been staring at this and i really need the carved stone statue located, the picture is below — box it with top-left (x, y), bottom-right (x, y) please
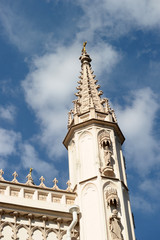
top-left (99, 130), bottom-right (115, 177)
top-left (109, 209), bottom-right (123, 240)
top-left (104, 148), bottom-right (112, 166)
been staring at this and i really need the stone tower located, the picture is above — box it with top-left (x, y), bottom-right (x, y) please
top-left (64, 43), bottom-right (136, 240)
top-left (0, 44), bottom-right (136, 240)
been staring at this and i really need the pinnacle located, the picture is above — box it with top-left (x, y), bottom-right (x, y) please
top-left (77, 43), bottom-right (105, 114)
top-left (67, 43), bottom-right (117, 128)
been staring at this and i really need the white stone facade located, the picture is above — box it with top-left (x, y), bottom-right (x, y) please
top-left (64, 122), bottom-right (135, 240)
top-left (0, 179), bottom-right (78, 240)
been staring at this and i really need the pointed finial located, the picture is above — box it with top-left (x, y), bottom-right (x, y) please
top-left (26, 168), bottom-right (34, 185)
top-left (66, 180), bottom-right (72, 192)
top-left (82, 41), bottom-right (87, 53)
top-left (98, 90), bottom-right (103, 96)
top-left (12, 171), bottom-right (18, 183)
top-left (90, 97), bottom-right (94, 108)
top-left (0, 169), bottom-right (4, 181)
top-left (111, 109), bottom-right (117, 122)
top-left (68, 110), bottom-right (73, 128)
top-left (39, 176), bottom-right (46, 188)
top-left (104, 98), bottom-right (111, 113)
top-left (72, 100), bottom-right (78, 114)
top-left (52, 178), bottom-right (59, 190)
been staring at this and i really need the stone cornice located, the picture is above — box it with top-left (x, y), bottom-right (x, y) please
top-left (63, 118), bottom-right (125, 148)
top-left (0, 202), bottom-right (73, 220)
top-left (0, 180), bottom-right (76, 195)
top-left (71, 174), bottom-right (128, 192)
top-left (79, 176), bottom-right (97, 184)
top-left (101, 176), bottom-right (129, 191)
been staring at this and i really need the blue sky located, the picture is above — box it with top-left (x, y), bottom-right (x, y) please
top-left (0, 0), bottom-right (160, 239)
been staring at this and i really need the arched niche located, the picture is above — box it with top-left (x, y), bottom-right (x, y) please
top-left (97, 129), bottom-right (114, 172)
top-left (62, 234), bottom-right (66, 240)
top-left (1, 224), bottom-right (13, 240)
top-left (17, 226), bottom-right (28, 240)
top-left (79, 131), bottom-right (95, 180)
top-left (32, 228), bottom-right (43, 240)
top-left (47, 230), bottom-right (57, 240)
top-left (103, 181), bottom-right (119, 212)
top-left (81, 183), bottom-right (103, 239)
top-left (103, 180), bottom-right (117, 191)
top-left (97, 129), bottom-right (111, 148)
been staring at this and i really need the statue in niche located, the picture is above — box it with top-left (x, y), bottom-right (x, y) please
top-left (103, 141), bottom-right (112, 167)
top-left (109, 209), bottom-right (123, 240)
top-left (99, 131), bottom-right (115, 177)
top-left (99, 131), bottom-right (112, 166)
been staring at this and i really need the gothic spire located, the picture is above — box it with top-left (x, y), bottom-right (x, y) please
top-left (68, 43), bottom-right (117, 128)
top-left (75, 42), bottom-right (105, 114)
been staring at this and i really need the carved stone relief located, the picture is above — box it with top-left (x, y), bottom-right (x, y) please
top-left (24, 191), bottom-right (34, 199)
top-left (38, 193), bottom-right (47, 201)
top-left (106, 188), bottom-right (119, 208)
top-left (10, 189), bottom-right (19, 197)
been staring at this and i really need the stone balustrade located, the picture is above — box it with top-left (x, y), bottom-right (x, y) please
top-left (0, 169), bottom-right (76, 210)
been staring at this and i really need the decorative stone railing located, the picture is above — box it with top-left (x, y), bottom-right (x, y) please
top-left (0, 169), bottom-right (76, 208)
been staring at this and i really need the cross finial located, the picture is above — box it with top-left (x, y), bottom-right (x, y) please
top-left (0, 169), bottom-right (4, 181)
top-left (39, 176), bottom-right (46, 188)
top-left (29, 168), bottom-right (33, 175)
top-left (66, 180), bottom-right (72, 192)
top-left (82, 41), bottom-right (87, 53)
top-left (12, 171), bottom-right (18, 183)
top-left (52, 178), bottom-right (59, 190)
top-left (26, 168), bottom-right (34, 185)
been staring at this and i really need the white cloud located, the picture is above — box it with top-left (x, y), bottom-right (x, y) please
top-left (0, 158), bottom-right (7, 169)
top-left (22, 41), bottom-right (120, 157)
top-left (22, 43), bottom-right (80, 157)
top-left (115, 87), bottom-right (160, 174)
top-left (131, 194), bottom-right (153, 213)
top-left (0, 128), bottom-right (20, 157)
top-left (139, 179), bottom-right (160, 198)
top-left (76, 0), bottom-right (160, 38)
top-left (0, 126), bottom-right (58, 184)
top-left (1, 0), bottom-right (160, 55)
top-left (89, 41), bottom-right (120, 76)
top-left (104, 0), bottom-right (160, 27)
top-left (20, 143), bottom-right (58, 182)
top-left (0, 2), bottom-right (51, 53)
top-left (0, 105), bottom-right (16, 122)
top-left (131, 178), bottom-right (160, 212)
